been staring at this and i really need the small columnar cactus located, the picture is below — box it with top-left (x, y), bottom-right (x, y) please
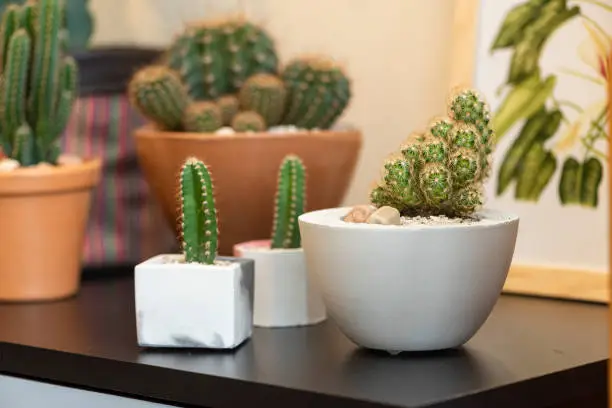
top-left (0, 0), bottom-right (78, 166)
top-left (166, 17), bottom-right (279, 101)
top-left (281, 56), bottom-right (351, 130)
top-left (179, 157), bottom-right (219, 264)
top-left (216, 94), bottom-right (239, 126)
top-left (239, 73), bottom-right (286, 127)
top-left (231, 111), bottom-right (266, 132)
top-left (128, 65), bottom-right (190, 131)
top-left (271, 155), bottom-right (306, 249)
top-left (184, 101), bottom-right (222, 132)
top-left (370, 88), bottom-right (494, 218)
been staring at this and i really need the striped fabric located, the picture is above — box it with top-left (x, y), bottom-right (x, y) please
top-left (60, 94), bottom-right (177, 267)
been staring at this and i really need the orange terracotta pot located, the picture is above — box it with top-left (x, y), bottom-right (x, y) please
top-left (134, 126), bottom-right (363, 255)
top-left (0, 159), bottom-right (102, 302)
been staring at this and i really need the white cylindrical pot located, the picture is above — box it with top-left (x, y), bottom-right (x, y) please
top-left (298, 207), bottom-right (519, 353)
top-left (234, 240), bottom-right (327, 328)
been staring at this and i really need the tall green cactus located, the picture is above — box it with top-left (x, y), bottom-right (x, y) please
top-left (0, 0), bottom-right (79, 166)
top-left (271, 155), bottom-right (306, 249)
top-left (370, 88), bottom-right (494, 218)
top-left (166, 16), bottom-right (279, 101)
top-left (179, 157), bottom-right (218, 264)
top-left (281, 56), bottom-right (351, 130)
top-left (239, 73), bottom-right (286, 127)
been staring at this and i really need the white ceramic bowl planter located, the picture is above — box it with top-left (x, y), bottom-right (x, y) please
top-left (299, 88), bottom-right (520, 353)
top-left (135, 158), bottom-right (254, 349)
top-left (233, 155), bottom-right (326, 328)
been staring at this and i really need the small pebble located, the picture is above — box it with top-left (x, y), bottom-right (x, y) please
top-left (58, 154), bottom-right (83, 166)
top-left (343, 204), bottom-right (376, 223)
top-left (0, 158), bottom-right (19, 172)
top-left (367, 206), bottom-right (401, 225)
top-left (215, 126), bottom-right (235, 135)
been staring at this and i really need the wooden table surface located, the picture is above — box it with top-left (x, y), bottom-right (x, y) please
top-left (0, 274), bottom-right (608, 408)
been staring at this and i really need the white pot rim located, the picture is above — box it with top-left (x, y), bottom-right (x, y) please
top-left (299, 207), bottom-right (519, 231)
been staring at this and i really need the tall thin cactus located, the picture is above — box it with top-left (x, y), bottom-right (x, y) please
top-left (271, 155), bottom-right (306, 249)
top-left (0, 0), bottom-right (78, 166)
top-left (179, 157), bottom-right (219, 264)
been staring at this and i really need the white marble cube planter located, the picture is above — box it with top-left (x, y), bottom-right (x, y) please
top-left (233, 239), bottom-right (326, 328)
top-left (134, 254), bottom-right (254, 349)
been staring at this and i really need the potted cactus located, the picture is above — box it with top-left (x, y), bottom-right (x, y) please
top-left (0, 0), bottom-right (102, 302)
top-left (233, 155), bottom-right (326, 328)
top-left (298, 88), bottom-right (520, 353)
top-left (128, 15), bottom-right (362, 255)
top-left (134, 157), bottom-right (254, 349)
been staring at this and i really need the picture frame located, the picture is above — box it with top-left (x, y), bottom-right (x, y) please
top-left (450, 0), bottom-right (610, 303)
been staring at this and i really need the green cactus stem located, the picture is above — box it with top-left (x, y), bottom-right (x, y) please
top-left (184, 101), bottom-right (222, 133)
top-left (0, 0), bottom-right (79, 166)
top-left (281, 56), bottom-right (351, 129)
top-left (128, 65), bottom-right (190, 131)
top-left (166, 16), bottom-right (279, 101)
top-left (239, 73), bottom-right (286, 127)
top-left (370, 87), bottom-right (494, 218)
top-left (271, 155), bottom-right (306, 249)
top-left (231, 110), bottom-right (266, 132)
top-left (179, 157), bottom-right (218, 264)
top-left (216, 94), bottom-right (239, 126)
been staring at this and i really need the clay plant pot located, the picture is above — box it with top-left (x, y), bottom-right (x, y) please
top-left (134, 126), bottom-right (362, 255)
top-left (0, 159), bottom-right (102, 302)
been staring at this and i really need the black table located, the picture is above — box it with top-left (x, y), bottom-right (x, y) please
top-left (0, 275), bottom-right (608, 408)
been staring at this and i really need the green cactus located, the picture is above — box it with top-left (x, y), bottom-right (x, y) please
top-left (128, 65), bottom-right (190, 131)
top-left (166, 16), bottom-right (279, 101)
top-left (179, 157), bottom-right (219, 264)
top-left (216, 94), bottom-right (239, 126)
top-left (0, 0), bottom-right (78, 166)
top-left (184, 101), bottom-right (222, 132)
top-left (271, 155), bottom-right (306, 249)
top-left (370, 88), bottom-right (494, 218)
top-left (281, 56), bottom-right (351, 129)
top-left (231, 110), bottom-right (266, 132)
top-left (239, 73), bottom-right (286, 127)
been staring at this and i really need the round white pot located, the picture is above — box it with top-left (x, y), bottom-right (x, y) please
top-left (233, 239), bottom-right (327, 328)
top-left (298, 207), bottom-right (519, 353)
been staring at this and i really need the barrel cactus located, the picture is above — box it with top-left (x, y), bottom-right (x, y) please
top-left (370, 88), bottom-right (494, 218)
top-left (281, 56), bottom-right (351, 130)
top-left (231, 111), bottom-right (266, 132)
top-left (166, 17), bottom-right (279, 101)
top-left (184, 101), bottom-right (222, 132)
top-left (0, 0), bottom-right (78, 166)
top-left (179, 157), bottom-right (219, 264)
top-left (216, 94), bottom-right (239, 126)
top-left (271, 155), bottom-right (306, 249)
top-left (239, 73), bottom-right (286, 127)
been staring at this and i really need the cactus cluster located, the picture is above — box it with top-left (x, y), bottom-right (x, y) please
top-left (271, 155), bottom-right (306, 249)
top-left (128, 17), bottom-right (352, 134)
top-left (178, 157), bottom-right (219, 264)
top-left (0, 0), bottom-right (78, 166)
top-left (370, 88), bottom-right (494, 218)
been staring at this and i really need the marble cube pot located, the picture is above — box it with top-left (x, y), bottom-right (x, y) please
top-left (233, 239), bottom-right (326, 328)
top-left (134, 254), bottom-right (254, 349)
top-left (298, 207), bottom-right (519, 353)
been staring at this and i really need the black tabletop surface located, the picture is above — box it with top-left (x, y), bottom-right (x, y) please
top-left (0, 275), bottom-right (607, 408)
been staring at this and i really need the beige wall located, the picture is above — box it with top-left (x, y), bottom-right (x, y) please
top-left (91, 0), bottom-right (456, 205)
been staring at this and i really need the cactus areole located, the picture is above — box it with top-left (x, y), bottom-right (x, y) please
top-left (0, 0), bottom-right (79, 166)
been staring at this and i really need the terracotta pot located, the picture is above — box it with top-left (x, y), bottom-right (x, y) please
top-left (0, 159), bottom-right (102, 302)
top-left (134, 126), bottom-right (362, 255)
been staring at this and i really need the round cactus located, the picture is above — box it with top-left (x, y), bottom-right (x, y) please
top-left (281, 56), bottom-right (351, 130)
top-left (231, 110), bottom-right (266, 132)
top-left (370, 87), bottom-right (494, 218)
top-left (216, 94), bottom-right (239, 126)
top-left (239, 73), bottom-right (287, 127)
top-left (184, 101), bottom-right (222, 133)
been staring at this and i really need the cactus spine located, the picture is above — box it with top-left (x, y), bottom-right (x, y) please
top-left (271, 155), bottom-right (305, 249)
top-left (0, 0), bottom-right (78, 166)
top-left (239, 73), bottom-right (286, 127)
top-left (281, 56), bottom-right (351, 130)
top-left (179, 157), bottom-right (219, 264)
top-left (128, 65), bottom-right (190, 131)
top-left (231, 111), bottom-right (266, 132)
top-left (216, 94), bottom-right (239, 126)
top-left (184, 101), bottom-right (222, 132)
top-left (370, 88), bottom-right (494, 218)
